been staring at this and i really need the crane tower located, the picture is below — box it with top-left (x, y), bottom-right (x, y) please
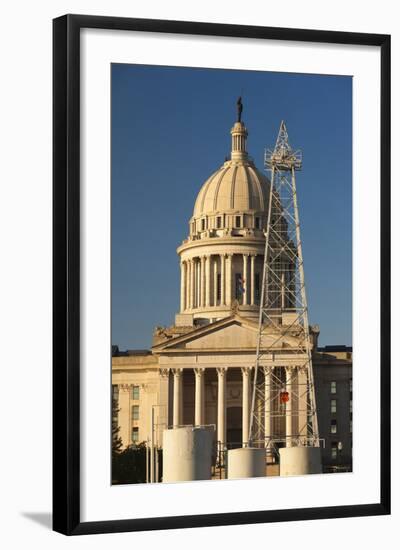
top-left (248, 121), bottom-right (320, 459)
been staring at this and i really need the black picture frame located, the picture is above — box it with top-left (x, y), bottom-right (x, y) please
top-left (53, 14), bottom-right (391, 536)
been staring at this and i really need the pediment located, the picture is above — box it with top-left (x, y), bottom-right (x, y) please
top-left (152, 315), bottom-right (302, 353)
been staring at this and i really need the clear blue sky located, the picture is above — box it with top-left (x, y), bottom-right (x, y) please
top-left (111, 64), bottom-right (352, 350)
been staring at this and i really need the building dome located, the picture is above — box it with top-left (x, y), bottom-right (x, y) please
top-left (190, 121), bottom-right (270, 234)
top-left (176, 102), bottom-right (273, 324)
top-left (193, 160), bottom-right (269, 218)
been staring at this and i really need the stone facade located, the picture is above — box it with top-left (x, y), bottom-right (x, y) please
top-left (314, 346), bottom-right (352, 471)
top-left (112, 339), bottom-right (352, 471)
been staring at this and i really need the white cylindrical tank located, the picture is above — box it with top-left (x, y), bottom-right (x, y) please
top-left (279, 446), bottom-right (322, 476)
top-left (162, 426), bottom-right (214, 483)
top-left (227, 448), bottom-right (265, 479)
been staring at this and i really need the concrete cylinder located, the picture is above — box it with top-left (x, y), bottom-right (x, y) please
top-left (279, 446), bottom-right (322, 476)
top-left (162, 426), bottom-right (214, 483)
top-left (227, 448), bottom-right (265, 479)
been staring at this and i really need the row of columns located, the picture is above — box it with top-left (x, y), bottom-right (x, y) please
top-left (264, 366), bottom-right (308, 448)
top-left (171, 367), bottom-right (251, 447)
top-left (169, 366), bottom-right (308, 449)
top-left (180, 254), bottom-right (259, 311)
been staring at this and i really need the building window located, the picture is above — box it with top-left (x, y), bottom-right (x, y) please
top-left (331, 441), bottom-right (342, 460)
top-left (216, 216), bottom-right (221, 229)
top-left (201, 218), bottom-right (206, 231)
top-left (330, 381), bottom-right (337, 394)
top-left (330, 419), bottom-right (337, 434)
top-left (131, 427), bottom-right (139, 443)
top-left (131, 385), bottom-right (139, 400)
top-left (131, 405), bottom-right (139, 420)
top-left (235, 215), bottom-right (241, 228)
top-left (330, 399), bottom-right (337, 414)
top-left (112, 384), bottom-right (119, 402)
top-left (255, 217), bottom-right (261, 229)
top-left (255, 273), bottom-right (260, 303)
top-left (235, 273), bottom-right (243, 300)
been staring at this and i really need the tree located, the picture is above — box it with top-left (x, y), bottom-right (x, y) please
top-left (111, 396), bottom-right (148, 484)
top-left (112, 397), bottom-right (123, 459)
top-left (112, 443), bottom-right (147, 484)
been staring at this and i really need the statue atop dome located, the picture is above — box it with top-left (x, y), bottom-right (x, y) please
top-left (236, 96), bottom-right (243, 123)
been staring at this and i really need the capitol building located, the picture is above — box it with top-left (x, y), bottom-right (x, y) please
top-left (112, 106), bottom-right (352, 476)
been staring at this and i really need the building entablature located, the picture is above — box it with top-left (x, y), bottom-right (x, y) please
top-left (112, 355), bottom-right (158, 367)
top-left (177, 236), bottom-right (266, 256)
top-left (112, 366), bottom-right (160, 376)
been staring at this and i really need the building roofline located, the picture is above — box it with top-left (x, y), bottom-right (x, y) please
top-left (317, 345), bottom-right (352, 352)
top-left (112, 345), bottom-right (152, 357)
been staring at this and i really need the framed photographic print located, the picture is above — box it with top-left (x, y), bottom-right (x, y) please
top-left (53, 14), bottom-right (390, 535)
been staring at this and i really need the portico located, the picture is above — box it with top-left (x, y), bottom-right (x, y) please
top-left (153, 314), bottom-right (310, 450)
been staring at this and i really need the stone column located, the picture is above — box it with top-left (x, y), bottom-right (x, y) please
top-left (220, 254), bottom-right (226, 306)
top-left (193, 259), bottom-right (197, 309)
top-left (285, 367), bottom-right (293, 447)
top-left (190, 258), bottom-right (196, 309)
top-left (158, 369), bottom-right (170, 443)
top-left (226, 254), bottom-right (233, 307)
top-left (243, 254), bottom-right (248, 306)
top-left (264, 367), bottom-right (272, 448)
top-left (200, 256), bottom-right (205, 307)
top-left (213, 258), bottom-right (218, 306)
top-left (196, 258), bottom-right (200, 307)
top-left (195, 258), bottom-right (199, 308)
top-left (205, 255), bottom-right (211, 308)
top-left (241, 367), bottom-right (251, 447)
top-left (117, 384), bottom-right (131, 448)
top-left (180, 261), bottom-right (186, 312)
top-left (298, 366), bottom-right (308, 441)
top-left (190, 259), bottom-right (195, 309)
top-left (172, 368), bottom-right (183, 428)
top-left (250, 255), bottom-right (256, 306)
top-left (194, 368), bottom-right (205, 426)
top-left (281, 261), bottom-right (286, 309)
top-left (197, 259), bottom-right (201, 308)
top-left (186, 260), bottom-right (190, 310)
top-left (288, 262), bottom-right (296, 308)
top-left (217, 367), bottom-right (227, 449)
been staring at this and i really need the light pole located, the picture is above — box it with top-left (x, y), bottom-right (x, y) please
top-left (150, 407), bottom-right (155, 483)
top-left (149, 404), bottom-right (166, 483)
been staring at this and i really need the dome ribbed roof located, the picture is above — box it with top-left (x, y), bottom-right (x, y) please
top-left (192, 119), bottom-right (270, 219)
top-left (193, 160), bottom-right (270, 217)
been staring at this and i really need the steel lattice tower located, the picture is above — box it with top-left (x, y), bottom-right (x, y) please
top-left (248, 121), bottom-right (320, 454)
